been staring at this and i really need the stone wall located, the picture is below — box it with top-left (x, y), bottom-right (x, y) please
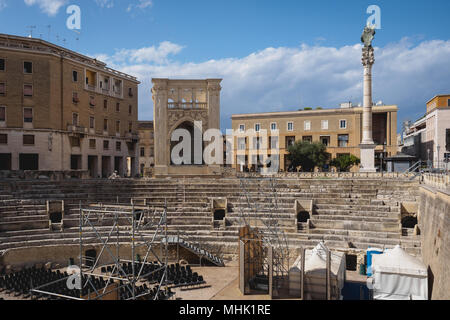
top-left (418, 186), bottom-right (450, 300)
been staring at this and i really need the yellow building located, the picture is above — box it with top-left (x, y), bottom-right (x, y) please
top-left (0, 34), bottom-right (140, 177)
top-left (231, 103), bottom-right (398, 172)
top-left (138, 121), bottom-right (155, 176)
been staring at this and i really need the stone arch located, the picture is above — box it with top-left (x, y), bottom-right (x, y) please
top-left (169, 119), bottom-right (204, 165)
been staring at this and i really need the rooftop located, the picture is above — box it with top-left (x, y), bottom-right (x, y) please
top-left (0, 33), bottom-right (139, 83)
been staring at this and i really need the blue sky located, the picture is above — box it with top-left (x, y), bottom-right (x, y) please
top-left (1, 0), bottom-right (450, 131)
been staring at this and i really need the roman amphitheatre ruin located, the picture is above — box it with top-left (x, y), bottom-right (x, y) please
top-left (0, 171), bottom-right (448, 300)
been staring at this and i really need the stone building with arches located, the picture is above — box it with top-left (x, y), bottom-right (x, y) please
top-left (152, 78), bottom-right (222, 177)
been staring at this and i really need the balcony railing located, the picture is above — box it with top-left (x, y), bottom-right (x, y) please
top-left (67, 124), bottom-right (88, 134)
top-left (168, 102), bottom-right (207, 109)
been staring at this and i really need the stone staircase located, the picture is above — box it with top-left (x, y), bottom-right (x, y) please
top-left (0, 178), bottom-right (422, 258)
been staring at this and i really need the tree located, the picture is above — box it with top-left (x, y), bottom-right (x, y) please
top-left (286, 141), bottom-right (330, 172)
top-left (331, 154), bottom-right (361, 172)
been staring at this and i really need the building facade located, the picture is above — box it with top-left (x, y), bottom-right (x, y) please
top-left (401, 95), bottom-right (450, 168)
top-left (138, 121), bottom-right (155, 176)
top-left (231, 103), bottom-right (398, 172)
top-left (0, 34), bottom-right (140, 177)
top-left (152, 78), bottom-right (222, 177)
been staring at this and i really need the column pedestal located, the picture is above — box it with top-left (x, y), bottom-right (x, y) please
top-left (359, 144), bottom-right (376, 173)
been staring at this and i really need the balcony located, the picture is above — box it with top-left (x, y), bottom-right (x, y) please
top-left (168, 102), bottom-right (207, 109)
top-left (126, 132), bottom-right (140, 142)
top-left (67, 124), bottom-right (88, 135)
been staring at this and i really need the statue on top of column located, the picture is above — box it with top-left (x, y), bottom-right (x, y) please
top-left (361, 26), bottom-right (376, 48)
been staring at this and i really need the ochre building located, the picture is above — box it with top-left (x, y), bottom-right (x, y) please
top-left (0, 34), bottom-right (140, 177)
top-left (231, 103), bottom-right (398, 172)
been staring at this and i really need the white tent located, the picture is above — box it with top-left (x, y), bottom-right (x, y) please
top-left (289, 242), bottom-right (346, 300)
top-left (371, 245), bottom-right (428, 300)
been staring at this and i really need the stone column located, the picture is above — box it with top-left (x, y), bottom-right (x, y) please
top-left (152, 79), bottom-right (169, 176)
top-left (359, 46), bottom-right (377, 173)
top-left (206, 79), bottom-right (222, 130)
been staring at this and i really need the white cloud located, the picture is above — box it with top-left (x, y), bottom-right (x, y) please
top-left (97, 41), bottom-right (184, 65)
top-left (127, 0), bottom-right (152, 12)
top-left (23, 0), bottom-right (67, 16)
top-left (94, 39), bottom-right (450, 129)
top-left (95, 0), bottom-right (113, 8)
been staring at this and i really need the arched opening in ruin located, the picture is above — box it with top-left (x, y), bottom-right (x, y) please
top-left (85, 249), bottom-right (97, 268)
top-left (213, 209), bottom-right (226, 221)
top-left (346, 254), bottom-right (357, 271)
top-left (170, 121), bottom-right (202, 165)
top-left (297, 211), bottom-right (310, 223)
top-left (49, 212), bottom-right (62, 224)
top-left (402, 215), bottom-right (418, 229)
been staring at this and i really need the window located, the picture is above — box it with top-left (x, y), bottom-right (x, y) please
top-left (24, 108), bottom-right (33, 123)
top-left (104, 100), bottom-right (108, 110)
top-left (72, 92), bottom-right (79, 103)
top-left (286, 136), bottom-right (295, 147)
top-left (128, 122), bottom-right (133, 133)
top-left (0, 106), bottom-right (5, 122)
top-left (321, 136), bottom-right (330, 146)
top-left (303, 136), bottom-right (312, 143)
top-left (23, 135), bottom-right (35, 145)
top-left (271, 123), bottom-right (277, 131)
top-left (255, 123), bottom-right (261, 132)
top-left (116, 120), bottom-right (120, 133)
top-left (116, 103), bottom-right (120, 112)
top-left (128, 105), bottom-right (132, 115)
top-left (269, 136), bottom-right (279, 149)
top-left (89, 117), bottom-right (95, 129)
top-left (70, 137), bottom-right (80, 147)
top-left (0, 58), bottom-right (5, 71)
top-left (24, 61), bottom-right (33, 74)
top-left (116, 141), bottom-right (121, 151)
top-left (89, 96), bottom-right (96, 107)
top-left (340, 120), bottom-right (347, 129)
top-left (24, 84), bottom-right (33, 97)
top-left (448, 99), bottom-right (450, 107)
top-left (239, 124), bottom-right (245, 133)
top-left (103, 119), bottom-right (108, 131)
top-left (103, 140), bottom-right (110, 150)
top-left (128, 88), bottom-right (133, 97)
top-left (253, 137), bottom-right (262, 150)
top-left (238, 137), bottom-right (246, 150)
top-left (140, 147), bottom-right (145, 157)
top-left (72, 113), bottom-right (79, 126)
top-left (72, 71), bottom-right (78, 82)
top-left (89, 139), bottom-right (96, 149)
top-left (0, 134), bottom-right (7, 144)
top-left (287, 122), bottom-right (294, 131)
top-left (304, 121), bottom-right (311, 131)
top-left (0, 82), bottom-right (5, 95)
top-left (321, 120), bottom-right (328, 130)
top-left (338, 134), bottom-right (349, 147)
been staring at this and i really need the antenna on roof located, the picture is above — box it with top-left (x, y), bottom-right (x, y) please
top-left (56, 34), bottom-right (59, 44)
top-left (26, 26), bottom-right (36, 38)
top-left (63, 38), bottom-right (67, 47)
top-left (47, 25), bottom-right (51, 41)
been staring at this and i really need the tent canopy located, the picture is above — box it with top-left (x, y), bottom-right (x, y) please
top-left (372, 245), bottom-right (427, 277)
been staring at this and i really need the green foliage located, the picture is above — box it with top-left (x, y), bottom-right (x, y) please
top-left (316, 107), bottom-right (323, 110)
top-left (304, 107), bottom-right (313, 110)
top-left (330, 154), bottom-right (361, 172)
top-left (286, 141), bottom-right (330, 172)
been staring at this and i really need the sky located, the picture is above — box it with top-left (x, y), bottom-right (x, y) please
top-left (0, 0), bottom-right (450, 131)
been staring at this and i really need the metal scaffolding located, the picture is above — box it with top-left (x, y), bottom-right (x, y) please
top-left (31, 200), bottom-right (174, 300)
top-left (237, 177), bottom-right (291, 297)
